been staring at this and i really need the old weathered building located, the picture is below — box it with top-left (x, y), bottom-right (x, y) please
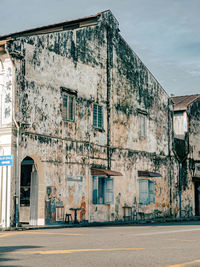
top-left (0, 10), bottom-right (193, 228)
top-left (171, 95), bottom-right (200, 217)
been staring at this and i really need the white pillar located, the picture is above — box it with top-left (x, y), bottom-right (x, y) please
top-left (0, 166), bottom-right (11, 229)
top-left (6, 166), bottom-right (11, 228)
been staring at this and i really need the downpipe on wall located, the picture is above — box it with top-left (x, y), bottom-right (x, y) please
top-left (106, 26), bottom-right (113, 170)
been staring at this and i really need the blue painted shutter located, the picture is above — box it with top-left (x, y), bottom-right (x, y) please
top-left (62, 95), bottom-right (68, 120)
top-left (93, 176), bottom-right (98, 204)
top-left (104, 178), bottom-right (114, 204)
top-left (69, 96), bottom-right (74, 121)
top-left (139, 180), bottom-right (149, 204)
top-left (149, 181), bottom-right (155, 203)
top-left (98, 105), bottom-right (103, 128)
top-left (93, 104), bottom-right (97, 127)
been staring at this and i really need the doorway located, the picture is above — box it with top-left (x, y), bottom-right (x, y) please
top-left (20, 156), bottom-right (38, 225)
top-left (195, 181), bottom-right (200, 216)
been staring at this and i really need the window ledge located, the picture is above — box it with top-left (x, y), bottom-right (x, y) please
top-left (93, 126), bottom-right (105, 133)
top-left (63, 119), bottom-right (75, 124)
top-left (139, 136), bottom-right (147, 141)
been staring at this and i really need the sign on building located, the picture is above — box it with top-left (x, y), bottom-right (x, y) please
top-left (0, 155), bottom-right (13, 166)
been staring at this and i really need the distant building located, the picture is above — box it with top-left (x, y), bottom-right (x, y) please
top-left (171, 94), bottom-right (200, 217)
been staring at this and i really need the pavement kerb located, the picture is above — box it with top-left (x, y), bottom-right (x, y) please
top-left (1, 216), bottom-right (200, 232)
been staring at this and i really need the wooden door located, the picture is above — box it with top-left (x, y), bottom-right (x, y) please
top-left (29, 170), bottom-right (38, 225)
top-left (195, 182), bottom-right (200, 216)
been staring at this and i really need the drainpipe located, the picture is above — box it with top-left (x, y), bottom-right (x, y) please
top-left (179, 162), bottom-right (182, 218)
top-left (168, 99), bottom-right (172, 216)
top-left (5, 43), bottom-right (20, 227)
top-left (106, 26), bottom-right (113, 170)
top-left (13, 120), bottom-right (20, 227)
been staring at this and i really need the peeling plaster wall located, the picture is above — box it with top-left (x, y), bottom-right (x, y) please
top-left (189, 99), bottom-right (200, 161)
top-left (172, 98), bottom-right (200, 217)
top-left (7, 19), bottom-right (109, 223)
top-left (6, 10), bottom-right (178, 224)
top-left (109, 30), bottom-right (173, 217)
top-left (180, 99), bottom-right (200, 215)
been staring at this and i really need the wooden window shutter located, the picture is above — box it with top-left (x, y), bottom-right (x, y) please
top-left (69, 96), bottom-right (74, 121)
top-left (93, 104), bottom-right (97, 127)
top-left (98, 105), bottom-right (103, 128)
top-left (104, 178), bottom-right (114, 204)
top-left (92, 176), bottom-right (98, 204)
top-left (149, 181), bottom-right (155, 203)
top-left (62, 94), bottom-right (68, 120)
top-left (139, 179), bottom-right (149, 204)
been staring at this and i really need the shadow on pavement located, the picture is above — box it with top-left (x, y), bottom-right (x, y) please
top-left (0, 245), bottom-right (42, 266)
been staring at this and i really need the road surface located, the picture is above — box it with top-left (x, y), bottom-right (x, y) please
top-left (1, 221), bottom-right (200, 266)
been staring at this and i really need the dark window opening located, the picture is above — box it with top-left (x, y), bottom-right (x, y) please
top-left (20, 157), bottom-right (34, 207)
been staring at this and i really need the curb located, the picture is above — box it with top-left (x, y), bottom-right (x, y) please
top-left (1, 216), bottom-right (200, 232)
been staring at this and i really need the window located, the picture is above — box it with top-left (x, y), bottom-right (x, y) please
top-left (92, 176), bottom-right (113, 204)
top-left (139, 179), bottom-right (155, 205)
top-left (139, 113), bottom-right (147, 137)
top-left (93, 104), bottom-right (103, 129)
top-left (62, 93), bottom-right (75, 121)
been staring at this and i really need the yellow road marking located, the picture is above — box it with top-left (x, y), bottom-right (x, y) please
top-left (0, 231), bottom-right (83, 239)
top-left (0, 232), bottom-right (26, 238)
top-left (10, 247), bottom-right (144, 255)
top-left (166, 259), bottom-right (200, 267)
top-left (27, 232), bottom-right (83, 236)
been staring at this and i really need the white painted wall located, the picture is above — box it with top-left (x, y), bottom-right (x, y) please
top-left (0, 54), bottom-right (13, 229)
top-left (173, 111), bottom-right (187, 137)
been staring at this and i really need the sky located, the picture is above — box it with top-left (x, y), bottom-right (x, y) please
top-left (1, 0), bottom-right (200, 96)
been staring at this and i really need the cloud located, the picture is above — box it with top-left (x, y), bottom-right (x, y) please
top-left (1, 0), bottom-right (200, 95)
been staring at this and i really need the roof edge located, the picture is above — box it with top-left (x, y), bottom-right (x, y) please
top-left (0, 11), bottom-right (103, 41)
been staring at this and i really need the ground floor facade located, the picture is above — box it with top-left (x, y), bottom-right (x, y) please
top-left (0, 131), bottom-right (199, 228)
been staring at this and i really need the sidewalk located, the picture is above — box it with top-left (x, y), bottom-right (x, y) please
top-left (1, 216), bottom-right (200, 231)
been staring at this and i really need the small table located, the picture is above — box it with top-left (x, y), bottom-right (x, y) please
top-left (69, 207), bottom-right (81, 224)
top-left (122, 206), bottom-right (132, 221)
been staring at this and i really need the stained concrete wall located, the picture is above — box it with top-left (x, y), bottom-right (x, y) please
top-left (2, 10), bottom-right (180, 224)
top-left (180, 99), bottom-right (200, 215)
top-left (171, 98), bottom-right (200, 217)
top-left (189, 99), bottom-right (200, 161)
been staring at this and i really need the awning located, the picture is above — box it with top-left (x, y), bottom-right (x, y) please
top-left (91, 168), bottom-right (123, 177)
top-left (138, 171), bottom-right (162, 178)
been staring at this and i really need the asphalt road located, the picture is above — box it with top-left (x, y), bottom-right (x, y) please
top-left (1, 221), bottom-right (200, 267)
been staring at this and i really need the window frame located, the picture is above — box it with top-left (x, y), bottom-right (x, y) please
top-left (92, 176), bottom-right (114, 205)
top-left (93, 103), bottom-right (103, 129)
top-left (138, 113), bottom-right (147, 137)
top-left (139, 179), bottom-right (155, 205)
top-left (62, 92), bottom-right (75, 122)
